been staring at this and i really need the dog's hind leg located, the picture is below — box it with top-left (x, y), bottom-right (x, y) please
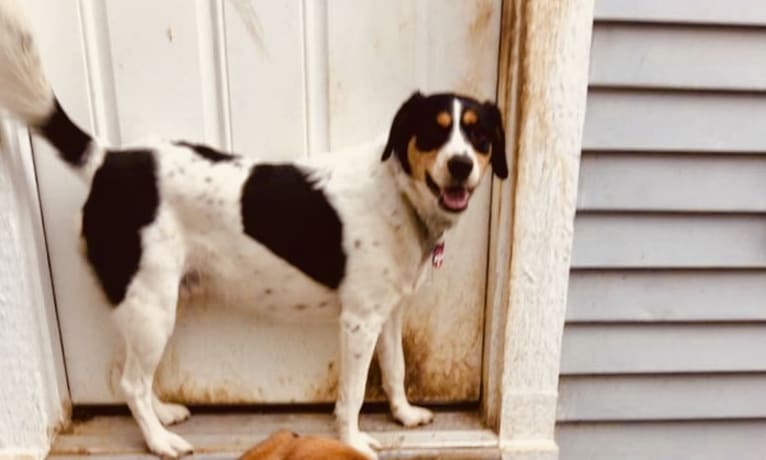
top-left (112, 242), bottom-right (192, 458)
top-left (375, 305), bottom-right (434, 427)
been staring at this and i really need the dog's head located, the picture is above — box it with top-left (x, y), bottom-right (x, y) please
top-left (382, 92), bottom-right (507, 215)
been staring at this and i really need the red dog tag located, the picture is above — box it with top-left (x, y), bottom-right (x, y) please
top-left (432, 242), bottom-right (445, 268)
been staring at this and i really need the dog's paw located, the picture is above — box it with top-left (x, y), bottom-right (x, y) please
top-left (392, 404), bottom-right (434, 427)
top-left (145, 428), bottom-right (194, 459)
top-left (154, 400), bottom-right (191, 426)
top-left (343, 431), bottom-right (380, 459)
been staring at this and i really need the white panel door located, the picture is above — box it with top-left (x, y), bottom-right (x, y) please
top-left (29, 0), bottom-right (501, 405)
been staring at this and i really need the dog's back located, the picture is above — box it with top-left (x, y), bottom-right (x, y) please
top-left (239, 430), bottom-right (369, 460)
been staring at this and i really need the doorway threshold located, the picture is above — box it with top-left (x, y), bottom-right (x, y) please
top-left (49, 409), bottom-right (499, 459)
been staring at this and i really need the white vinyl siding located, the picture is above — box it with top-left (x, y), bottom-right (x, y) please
top-left (556, 2), bottom-right (766, 458)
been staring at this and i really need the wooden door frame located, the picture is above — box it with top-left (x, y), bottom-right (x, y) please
top-left (482, 0), bottom-right (594, 458)
top-left (0, 121), bottom-right (70, 460)
top-left (0, 0), bottom-right (593, 458)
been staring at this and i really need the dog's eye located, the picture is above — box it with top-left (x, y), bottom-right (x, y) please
top-left (471, 133), bottom-right (491, 153)
top-left (416, 125), bottom-right (451, 151)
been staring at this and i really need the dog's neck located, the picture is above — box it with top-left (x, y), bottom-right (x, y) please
top-left (386, 160), bottom-right (457, 251)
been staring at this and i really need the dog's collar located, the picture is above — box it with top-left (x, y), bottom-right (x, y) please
top-left (386, 156), bottom-right (452, 260)
top-left (397, 187), bottom-right (449, 267)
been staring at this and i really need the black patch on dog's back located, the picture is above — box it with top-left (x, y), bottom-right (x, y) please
top-left (39, 99), bottom-right (92, 167)
top-left (82, 149), bottom-right (160, 305)
top-left (174, 140), bottom-right (237, 163)
top-left (241, 164), bottom-right (345, 289)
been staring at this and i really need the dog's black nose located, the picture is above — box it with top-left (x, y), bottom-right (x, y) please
top-left (447, 155), bottom-right (473, 180)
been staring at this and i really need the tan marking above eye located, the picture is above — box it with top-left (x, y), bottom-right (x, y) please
top-left (462, 109), bottom-right (478, 125)
top-left (436, 111), bottom-right (452, 127)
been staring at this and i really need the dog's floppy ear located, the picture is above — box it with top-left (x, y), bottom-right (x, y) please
top-left (484, 101), bottom-right (508, 179)
top-left (382, 91), bottom-right (424, 174)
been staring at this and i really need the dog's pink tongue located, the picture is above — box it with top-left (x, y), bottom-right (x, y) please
top-left (442, 188), bottom-right (469, 210)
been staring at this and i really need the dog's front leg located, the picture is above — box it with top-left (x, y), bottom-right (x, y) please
top-left (376, 304), bottom-right (434, 427)
top-left (335, 309), bottom-right (384, 459)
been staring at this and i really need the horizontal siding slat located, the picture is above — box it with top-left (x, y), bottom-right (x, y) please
top-left (577, 153), bottom-right (766, 212)
top-left (595, 0), bottom-right (766, 26)
top-left (591, 24), bottom-right (766, 91)
top-left (561, 324), bottom-right (766, 374)
top-left (567, 270), bottom-right (766, 322)
top-left (557, 421), bottom-right (766, 460)
top-left (564, 4), bottom-right (766, 452)
top-left (583, 90), bottom-right (766, 152)
top-left (590, 24), bottom-right (766, 91)
top-left (572, 214), bottom-right (766, 268)
top-left (557, 374), bottom-right (766, 421)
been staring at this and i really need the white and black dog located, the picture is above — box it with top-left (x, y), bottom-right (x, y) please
top-left (0, 1), bottom-right (507, 458)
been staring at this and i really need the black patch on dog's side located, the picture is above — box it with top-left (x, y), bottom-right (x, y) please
top-left (39, 99), bottom-right (92, 167)
top-left (174, 140), bottom-right (237, 163)
top-left (82, 149), bottom-right (160, 305)
top-left (241, 164), bottom-right (346, 289)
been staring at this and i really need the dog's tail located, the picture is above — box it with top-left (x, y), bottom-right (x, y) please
top-left (0, 0), bottom-right (103, 180)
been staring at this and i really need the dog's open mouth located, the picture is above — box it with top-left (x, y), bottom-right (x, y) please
top-left (426, 173), bottom-right (472, 213)
top-left (441, 186), bottom-right (471, 212)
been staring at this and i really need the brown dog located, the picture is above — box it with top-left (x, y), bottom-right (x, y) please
top-left (239, 431), bottom-right (370, 460)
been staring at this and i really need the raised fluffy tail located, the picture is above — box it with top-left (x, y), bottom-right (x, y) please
top-left (0, 0), bottom-right (101, 178)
